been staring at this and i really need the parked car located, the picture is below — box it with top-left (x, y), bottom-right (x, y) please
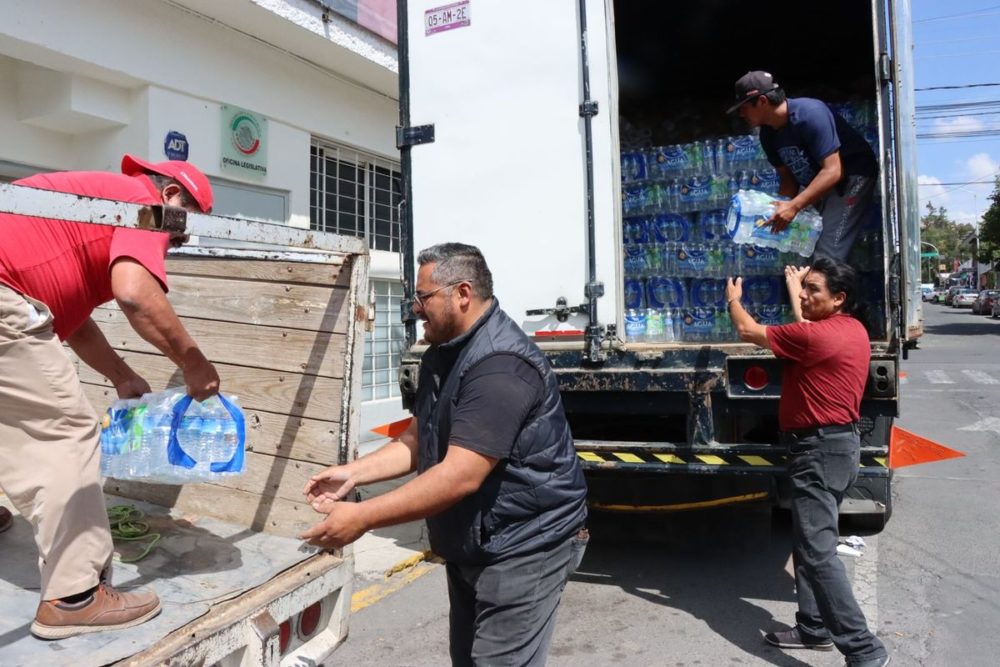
top-left (944, 286), bottom-right (962, 306)
top-left (953, 288), bottom-right (978, 308)
top-left (993, 299), bottom-right (1000, 319)
top-left (932, 288), bottom-right (948, 303)
top-left (972, 290), bottom-right (999, 315)
top-left (921, 284), bottom-right (934, 301)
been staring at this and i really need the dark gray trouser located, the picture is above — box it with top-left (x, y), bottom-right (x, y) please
top-left (813, 174), bottom-right (878, 262)
top-left (446, 529), bottom-right (589, 667)
top-left (786, 429), bottom-right (887, 664)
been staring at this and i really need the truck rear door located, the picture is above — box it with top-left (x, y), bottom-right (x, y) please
top-left (886, 0), bottom-right (922, 343)
top-left (398, 0), bottom-right (619, 334)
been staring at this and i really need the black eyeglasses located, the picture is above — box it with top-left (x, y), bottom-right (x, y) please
top-left (413, 280), bottom-right (469, 309)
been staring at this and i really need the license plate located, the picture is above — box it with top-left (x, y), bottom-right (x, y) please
top-left (425, 1), bottom-right (470, 35)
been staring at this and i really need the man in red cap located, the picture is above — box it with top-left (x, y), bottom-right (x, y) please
top-left (0, 155), bottom-right (221, 639)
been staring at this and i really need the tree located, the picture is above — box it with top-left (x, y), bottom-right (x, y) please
top-left (920, 202), bottom-right (973, 279)
top-left (979, 176), bottom-right (1000, 264)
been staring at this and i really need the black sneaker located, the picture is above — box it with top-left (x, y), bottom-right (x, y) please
top-left (851, 655), bottom-right (891, 667)
top-left (763, 627), bottom-right (834, 651)
top-left (0, 507), bottom-right (12, 534)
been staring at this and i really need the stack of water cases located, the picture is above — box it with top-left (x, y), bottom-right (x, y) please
top-left (833, 100), bottom-right (887, 338)
top-left (621, 133), bottom-right (793, 343)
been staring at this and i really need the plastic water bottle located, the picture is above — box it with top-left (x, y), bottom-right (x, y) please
top-left (624, 308), bottom-right (648, 343)
top-left (714, 138), bottom-right (727, 174)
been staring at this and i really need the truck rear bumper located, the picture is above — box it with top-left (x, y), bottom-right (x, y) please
top-left (575, 440), bottom-right (890, 478)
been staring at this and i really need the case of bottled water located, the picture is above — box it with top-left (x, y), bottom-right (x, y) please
top-left (727, 190), bottom-right (823, 256)
top-left (99, 388), bottom-right (246, 484)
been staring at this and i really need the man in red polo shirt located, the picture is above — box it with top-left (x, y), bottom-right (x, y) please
top-left (0, 155), bottom-right (221, 640)
top-left (725, 257), bottom-right (890, 667)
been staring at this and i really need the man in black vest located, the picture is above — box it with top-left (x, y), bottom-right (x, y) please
top-left (301, 242), bottom-right (589, 666)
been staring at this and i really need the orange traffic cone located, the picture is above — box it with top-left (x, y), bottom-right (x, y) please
top-left (890, 426), bottom-right (965, 469)
top-left (370, 417), bottom-right (414, 439)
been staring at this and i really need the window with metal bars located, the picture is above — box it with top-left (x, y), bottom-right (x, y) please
top-left (309, 141), bottom-right (402, 252)
top-left (362, 279), bottom-right (406, 401)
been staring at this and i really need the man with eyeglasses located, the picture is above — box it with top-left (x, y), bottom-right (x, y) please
top-left (302, 242), bottom-right (589, 666)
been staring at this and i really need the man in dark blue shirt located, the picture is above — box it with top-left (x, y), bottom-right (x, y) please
top-left (727, 71), bottom-right (878, 262)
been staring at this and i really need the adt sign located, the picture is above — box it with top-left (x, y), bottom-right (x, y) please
top-left (164, 131), bottom-right (189, 161)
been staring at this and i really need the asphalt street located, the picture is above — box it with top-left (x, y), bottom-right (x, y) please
top-left (334, 302), bottom-right (1000, 666)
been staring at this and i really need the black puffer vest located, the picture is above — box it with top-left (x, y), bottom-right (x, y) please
top-left (415, 300), bottom-right (588, 565)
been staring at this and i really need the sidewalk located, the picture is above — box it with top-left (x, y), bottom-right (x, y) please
top-left (352, 475), bottom-right (432, 581)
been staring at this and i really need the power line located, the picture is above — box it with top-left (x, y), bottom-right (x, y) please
top-left (914, 5), bottom-right (1000, 23)
top-left (915, 49), bottom-right (1000, 60)
top-left (917, 34), bottom-right (996, 46)
top-left (916, 82), bottom-right (1000, 91)
top-left (919, 180), bottom-right (999, 187)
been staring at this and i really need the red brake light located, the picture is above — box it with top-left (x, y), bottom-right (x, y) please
top-left (279, 620), bottom-right (292, 653)
top-left (743, 366), bottom-right (769, 391)
top-left (299, 601), bottom-right (323, 638)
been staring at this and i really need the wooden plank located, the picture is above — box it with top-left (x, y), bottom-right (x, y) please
top-left (104, 476), bottom-right (325, 538)
top-left (74, 353), bottom-right (343, 422)
top-left (80, 383), bottom-right (342, 465)
top-left (91, 308), bottom-right (347, 378)
top-left (165, 274), bottom-right (353, 333)
top-left (166, 256), bottom-right (349, 286)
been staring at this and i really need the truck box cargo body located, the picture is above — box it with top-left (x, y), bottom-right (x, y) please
top-left (0, 186), bottom-right (367, 666)
top-left (395, 0), bottom-right (921, 530)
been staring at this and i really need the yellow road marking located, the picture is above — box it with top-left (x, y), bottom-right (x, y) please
top-left (695, 454), bottom-right (728, 465)
top-left (351, 557), bottom-right (442, 613)
top-left (578, 452), bottom-right (605, 463)
top-left (613, 452), bottom-right (644, 463)
top-left (653, 453), bottom-right (685, 464)
top-left (873, 457), bottom-right (888, 467)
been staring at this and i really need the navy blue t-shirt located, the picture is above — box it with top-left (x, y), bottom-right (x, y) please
top-left (760, 97), bottom-right (877, 187)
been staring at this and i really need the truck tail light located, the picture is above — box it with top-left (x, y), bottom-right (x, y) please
top-left (743, 366), bottom-right (769, 391)
top-left (298, 601), bottom-right (323, 639)
top-left (279, 619), bottom-right (292, 654)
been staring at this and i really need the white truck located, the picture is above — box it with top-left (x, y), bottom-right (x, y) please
top-left (393, 0), bottom-right (922, 531)
top-left (0, 186), bottom-right (366, 666)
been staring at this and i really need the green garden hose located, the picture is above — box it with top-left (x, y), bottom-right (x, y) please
top-left (107, 505), bottom-right (161, 563)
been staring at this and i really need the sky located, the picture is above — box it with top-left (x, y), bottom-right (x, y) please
top-left (912, 1), bottom-right (1000, 228)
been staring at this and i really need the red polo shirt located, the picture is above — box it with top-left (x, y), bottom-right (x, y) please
top-left (766, 314), bottom-right (870, 431)
top-left (0, 171), bottom-right (171, 340)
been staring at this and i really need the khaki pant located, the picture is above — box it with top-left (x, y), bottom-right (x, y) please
top-left (0, 285), bottom-right (113, 600)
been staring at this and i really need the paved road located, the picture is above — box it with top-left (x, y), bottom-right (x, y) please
top-left (335, 303), bottom-right (1000, 666)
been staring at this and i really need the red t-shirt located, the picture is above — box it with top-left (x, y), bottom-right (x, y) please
top-left (766, 314), bottom-right (870, 431)
top-left (0, 171), bottom-right (171, 340)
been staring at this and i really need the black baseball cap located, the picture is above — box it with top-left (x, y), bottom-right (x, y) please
top-left (726, 70), bottom-right (781, 114)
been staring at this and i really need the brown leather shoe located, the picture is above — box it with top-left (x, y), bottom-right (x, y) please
top-left (31, 583), bottom-right (161, 639)
top-left (0, 506), bottom-right (12, 534)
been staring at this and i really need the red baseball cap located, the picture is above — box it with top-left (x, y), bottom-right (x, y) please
top-left (121, 154), bottom-right (214, 213)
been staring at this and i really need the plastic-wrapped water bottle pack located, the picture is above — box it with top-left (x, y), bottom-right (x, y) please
top-left (99, 388), bottom-right (246, 484)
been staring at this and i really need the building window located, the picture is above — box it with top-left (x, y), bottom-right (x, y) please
top-left (362, 279), bottom-right (406, 401)
top-left (310, 141), bottom-right (402, 252)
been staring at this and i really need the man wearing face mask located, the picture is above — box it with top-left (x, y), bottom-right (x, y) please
top-left (0, 155), bottom-right (220, 639)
